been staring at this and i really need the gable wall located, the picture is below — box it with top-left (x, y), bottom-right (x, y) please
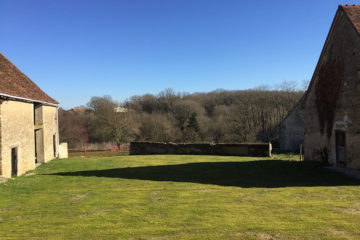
top-left (0, 100), bottom-right (35, 178)
top-left (304, 10), bottom-right (360, 169)
top-left (280, 100), bottom-right (305, 152)
top-left (42, 105), bottom-right (58, 162)
top-left (0, 100), bottom-right (58, 178)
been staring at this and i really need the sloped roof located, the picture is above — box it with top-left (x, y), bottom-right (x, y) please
top-left (342, 5), bottom-right (360, 35)
top-left (0, 52), bottom-right (58, 105)
top-left (302, 5), bottom-right (360, 107)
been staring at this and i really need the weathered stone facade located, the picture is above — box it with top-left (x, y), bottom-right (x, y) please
top-left (42, 105), bottom-right (58, 162)
top-left (280, 96), bottom-right (305, 152)
top-left (0, 101), bottom-right (59, 178)
top-left (59, 143), bottom-right (68, 159)
top-left (303, 5), bottom-right (360, 170)
top-left (0, 101), bottom-right (2, 175)
top-left (0, 101), bottom-right (36, 177)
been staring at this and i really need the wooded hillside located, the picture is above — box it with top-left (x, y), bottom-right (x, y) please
top-left (59, 86), bottom-right (304, 148)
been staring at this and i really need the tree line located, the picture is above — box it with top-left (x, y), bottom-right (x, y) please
top-left (59, 83), bottom-right (304, 148)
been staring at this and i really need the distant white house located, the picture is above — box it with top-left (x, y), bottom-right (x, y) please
top-left (114, 106), bottom-right (128, 113)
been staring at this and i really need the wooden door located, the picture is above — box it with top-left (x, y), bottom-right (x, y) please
top-left (335, 131), bottom-right (346, 166)
top-left (11, 147), bottom-right (18, 176)
top-left (53, 134), bottom-right (56, 158)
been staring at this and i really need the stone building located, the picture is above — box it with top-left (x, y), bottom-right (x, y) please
top-left (0, 52), bottom-right (59, 178)
top-left (280, 95), bottom-right (305, 152)
top-left (303, 5), bottom-right (360, 170)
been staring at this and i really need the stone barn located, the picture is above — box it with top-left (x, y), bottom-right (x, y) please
top-left (280, 95), bottom-right (305, 152)
top-left (303, 5), bottom-right (360, 170)
top-left (0, 52), bottom-right (59, 178)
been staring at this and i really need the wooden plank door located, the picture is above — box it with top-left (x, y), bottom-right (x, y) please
top-left (335, 131), bottom-right (346, 166)
top-left (11, 147), bottom-right (18, 176)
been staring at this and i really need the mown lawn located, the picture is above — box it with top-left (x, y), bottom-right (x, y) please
top-left (0, 155), bottom-right (360, 240)
top-left (68, 150), bottom-right (129, 158)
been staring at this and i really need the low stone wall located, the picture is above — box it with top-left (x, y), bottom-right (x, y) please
top-left (80, 143), bottom-right (129, 151)
top-left (59, 142), bottom-right (68, 159)
top-left (130, 142), bottom-right (272, 157)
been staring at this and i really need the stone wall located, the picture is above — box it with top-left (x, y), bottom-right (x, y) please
top-left (42, 105), bottom-right (58, 162)
top-left (280, 97), bottom-right (305, 152)
top-left (304, 9), bottom-right (360, 170)
top-left (59, 142), bottom-right (68, 159)
top-left (130, 142), bottom-right (272, 157)
top-left (0, 101), bottom-right (35, 178)
top-left (0, 101), bottom-right (2, 175)
top-left (0, 100), bottom-right (59, 178)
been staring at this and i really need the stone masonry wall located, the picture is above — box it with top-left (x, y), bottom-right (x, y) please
top-left (59, 142), bottom-right (68, 159)
top-left (304, 10), bottom-right (360, 169)
top-left (130, 142), bottom-right (272, 157)
top-left (0, 101), bottom-right (2, 175)
top-left (280, 98), bottom-right (305, 152)
top-left (0, 101), bottom-right (35, 178)
top-left (42, 105), bottom-right (58, 162)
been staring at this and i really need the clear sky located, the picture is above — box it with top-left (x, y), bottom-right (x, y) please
top-left (0, 0), bottom-right (357, 109)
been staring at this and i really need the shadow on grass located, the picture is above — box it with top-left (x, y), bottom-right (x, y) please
top-left (48, 160), bottom-right (360, 188)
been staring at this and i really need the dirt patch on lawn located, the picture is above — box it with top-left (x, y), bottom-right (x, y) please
top-left (242, 232), bottom-right (276, 240)
top-left (342, 207), bottom-right (360, 215)
top-left (196, 188), bottom-right (217, 192)
top-left (0, 177), bottom-right (8, 184)
top-left (150, 191), bottom-right (164, 202)
top-left (79, 209), bottom-right (108, 218)
top-left (24, 171), bottom-right (35, 176)
top-left (70, 193), bottom-right (89, 201)
top-left (327, 228), bottom-right (351, 237)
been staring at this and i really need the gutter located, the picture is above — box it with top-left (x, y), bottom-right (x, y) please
top-left (0, 92), bottom-right (59, 107)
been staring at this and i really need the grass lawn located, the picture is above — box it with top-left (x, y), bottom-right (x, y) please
top-left (68, 150), bottom-right (129, 158)
top-left (0, 154), bottom-right (360, 239)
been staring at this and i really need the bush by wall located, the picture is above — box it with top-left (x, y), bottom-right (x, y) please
top-left (130, 142), bottom-right (272, 157)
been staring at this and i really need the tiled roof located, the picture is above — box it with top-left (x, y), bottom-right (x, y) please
top-left (0, 52), bottom-right (58, 105)
top-left (341, 5), bottom-right (360, 36)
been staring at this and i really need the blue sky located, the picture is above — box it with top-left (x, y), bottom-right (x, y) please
top-left (0, 0), bottom-right (357, 109)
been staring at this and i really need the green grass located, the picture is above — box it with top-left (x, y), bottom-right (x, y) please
top-left (68, 150), bottom-right (129, 158)
top-left (0, 154), bottom-right (360, 239)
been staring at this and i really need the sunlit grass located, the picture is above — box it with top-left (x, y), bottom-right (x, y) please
top-left (0, 155), bottom-right (359, 239)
